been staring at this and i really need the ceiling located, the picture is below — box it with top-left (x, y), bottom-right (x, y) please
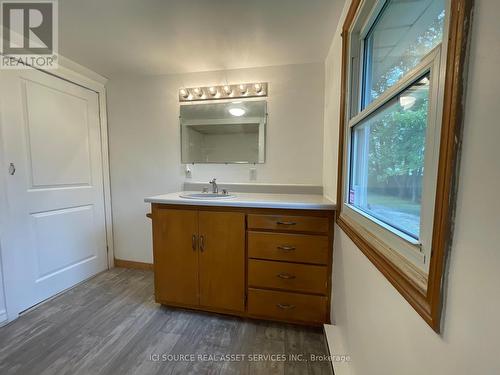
top-left (58, 0), bottom-right (345, 78)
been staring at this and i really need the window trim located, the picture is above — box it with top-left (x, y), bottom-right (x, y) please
top-left (336, 0), bottom-right (474, 333)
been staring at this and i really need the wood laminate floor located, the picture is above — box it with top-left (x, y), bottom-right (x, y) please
top-left (0, 268), bottom-right (332, 375)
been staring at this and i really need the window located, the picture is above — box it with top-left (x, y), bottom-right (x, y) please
top-left (337, 0), bottom-right (473, 332)
top-left (350, 74), bottom-right (430, 240)
top-left (345, 0), bottom-right (446, 271)
top-left (362, 0), bottom-right (446, 107)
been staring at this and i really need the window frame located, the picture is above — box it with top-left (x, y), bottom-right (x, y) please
top-left (344, 47), bottom-right (443, 279)
top-left (336, 0), bottom-right (474, 332)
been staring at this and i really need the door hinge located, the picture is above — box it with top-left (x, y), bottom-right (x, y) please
top-left (106, 246), bottom-right (109, 253)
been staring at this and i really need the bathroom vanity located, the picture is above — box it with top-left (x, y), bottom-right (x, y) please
top-left (146, 192), bottom-right (335, 326)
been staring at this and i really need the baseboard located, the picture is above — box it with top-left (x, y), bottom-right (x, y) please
top-left (323, 324), bottom-right (352, 375)
top-left (114, 258), bottom-right (153, 271)
top-left (0, 310), bottom-right (7, 327)
top-left (323, 324), bottom-right (335, 374)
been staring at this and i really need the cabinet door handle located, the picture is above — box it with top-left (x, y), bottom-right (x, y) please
top-left (277, 303), bottom-right (296, 310)
top-left (192, 234), bottom-right (197, 251)
top-left (276, 221), bottom-right (296, 226)
top-left (277, 245), bottom-right (296, 251)
top-left (200, 235), bottom-right (205, 252)
top-left (277, 273), bottom-right (296, 280)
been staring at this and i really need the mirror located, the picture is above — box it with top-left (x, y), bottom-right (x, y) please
top-left (180, 100), bottom-right (266, 163)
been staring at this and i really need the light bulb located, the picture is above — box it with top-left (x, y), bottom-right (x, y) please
top-left (179, 88), bottom-right (189, 98)
top-left (208, 87), bottom-right (217, 96)
top-left (223, 85), bottom-right (232, 95)
top-left (254, 83), bottom-right (262, 93)
top-left (239, 84), bottom-right (248, 95)
top-left (193, 88), bottom-right (203, 97)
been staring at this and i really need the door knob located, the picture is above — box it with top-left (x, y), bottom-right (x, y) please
top-left (8, 163), bottom-right (15, 175)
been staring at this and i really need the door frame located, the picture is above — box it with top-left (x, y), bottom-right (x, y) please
top-left (0, 56), bottom-right (114, 322)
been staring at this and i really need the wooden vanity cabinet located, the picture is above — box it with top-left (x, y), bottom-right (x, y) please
top-left (246, 212), bottom-right (333, 325)
top-left (152, 205), bottom-right (245, 313)
top-left (152, 208), bottom-right (199, 306)
top-left (150, 203), bottom-right (334, 326)
top-left (198, 211), bottom-right (245, 312)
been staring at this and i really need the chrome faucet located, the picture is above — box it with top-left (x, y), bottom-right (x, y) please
top-left (209, 178), bottom-right (218, 193)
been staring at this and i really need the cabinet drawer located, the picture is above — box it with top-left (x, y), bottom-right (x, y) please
top-left (247, 214), bottom-right (329, 234)
top-left (248, 232), bottom-right (329, 265)
top-left (247, 288), bottom-right (327, 324)
top-left (248, 259), bottom-right (327, 294)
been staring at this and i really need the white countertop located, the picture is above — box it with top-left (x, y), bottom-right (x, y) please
top-left (145, 192), bottom-right (336, 210)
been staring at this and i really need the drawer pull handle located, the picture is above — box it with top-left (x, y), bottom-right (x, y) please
top-left (277, 245), bottom-right (296, 251)
top-left (200, 235), bottom-right (205, 252)
top-left (276, 221), bottom-right (296, 226)
top-left (277, 273), bottom-right (296, 280)
top-left (277, 303), bottom-right (296, 310)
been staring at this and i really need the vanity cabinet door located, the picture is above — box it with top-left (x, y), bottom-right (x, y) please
top-left (198, 211), bottom-right (245, 312)
top-left (152, 208), bottom-right (199, 306)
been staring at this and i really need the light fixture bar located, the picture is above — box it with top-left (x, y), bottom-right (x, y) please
top-left (178, 82), bottom-right (268, 102)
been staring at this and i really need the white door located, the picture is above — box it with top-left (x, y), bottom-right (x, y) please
top-left (0, 68), bottom-right (108, 318)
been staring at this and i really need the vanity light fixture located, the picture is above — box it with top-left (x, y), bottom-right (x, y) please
top-left (179, 88), bottom-right (189, 99)
top-left (179, 82), bottom-right (268, 102)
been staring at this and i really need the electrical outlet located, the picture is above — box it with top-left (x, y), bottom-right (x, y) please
top-left (249, 167), bottom-right (257, 181)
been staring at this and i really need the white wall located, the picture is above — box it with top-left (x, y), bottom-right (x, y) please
top-left (322, 9), bottom-right (344, 202)
top-left (107, 62), bottom-right (325, 262)
top-left (324, 1), bottom-right (500, 374)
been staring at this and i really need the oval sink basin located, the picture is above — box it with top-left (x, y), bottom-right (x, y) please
top-left (179, 193), bottom-right (236, 199)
